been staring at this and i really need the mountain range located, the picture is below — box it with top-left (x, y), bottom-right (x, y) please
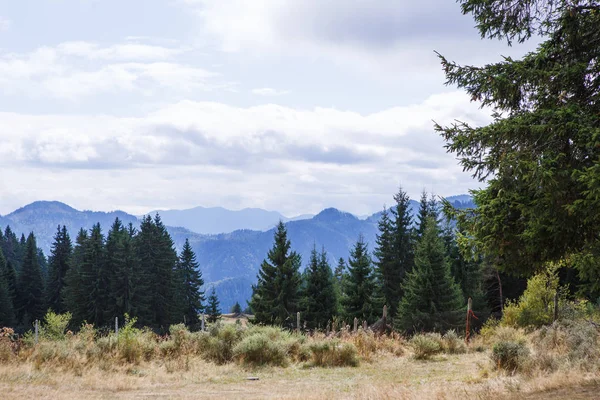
top-left (0, 195), bottom-right (474, 310)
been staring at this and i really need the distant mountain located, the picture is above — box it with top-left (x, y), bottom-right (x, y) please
top-left (144, 206), bottom-right (313, 235)
top-left (0, 194), bottom-right (473, 311)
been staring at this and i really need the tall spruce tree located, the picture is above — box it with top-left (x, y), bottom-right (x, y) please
top-left (16, 233), bottom-right (45, 325)
top-left (389, 187), bottom-right (414, 316)
top-left (436, 0), bottom-right (600, 281)
top-left (82, 224), bottom-right (108, 327)
top-left (206, 287), bottom-right (221, 323)
top-left (342, 235), bottom-right (376, 324)
top-left (0, 248), bottom-right (15, 327)
top-left (416, 190), bottom-right (430, 238)
top-left (395, 217), bottom-right (464, 333)
top-left (105, 218), bottom-right (139, 322)
top-left (62, 229), bottom-right (89, 326)
top-left (250, 221), bottom-right (302, 327)
top-left (46, 225), bottom-right (72, 313)
top-left (135, 215), bottom-right (179, 330)
top-left (4, 260), bottom-right (17, 309)
top-left (301, 246), bottom-right (337, 329)
top-left (175, 239), bottom-right (205, 327)
top-left (374, 207), bottom-right (395, 313)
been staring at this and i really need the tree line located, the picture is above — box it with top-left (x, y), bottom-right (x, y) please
top-left (250, 187), bottom-right (494, 333)
top-left (0, 215), bottom-right (216, 331)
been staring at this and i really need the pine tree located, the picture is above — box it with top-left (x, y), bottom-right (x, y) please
top-left (175, 239), bottom-right (205, 327)
top-left (16, 233), bottom-right (45, 325)
top-left (1, 226), bottom-right (21, 271)
top-left (107, 222), bottom-right (139, 323)
top-left (342, 235), bottom-right (376, 324)
top-left (4, 260), bottom-right (17, 308)
top-left (62, 229), bottom-right (88, 326)
top-left (206, 287), bottom-right (221, 323)
top-left (231, 302), bottom-right (242, 314)
top-left (301, 246), bottom-right (337, 329)
top-left (81, 224), bottom-right (107, 327)
top-left (135, 215), bottom-right (179, 330)
top-left (374, 206), bottom-right (396, 315)
top-left (395, 217), bottom-right (464, 333)
top-left (250, 221), bottom-right (302, 327)
top-left (0, 248), bottom-right (15, 327)
top-left (46, 225), bottom-right (73, 313)
top-left (389, 187), bottom-right (414, 316)
top-left (416, 190), bottom-right (430, 238)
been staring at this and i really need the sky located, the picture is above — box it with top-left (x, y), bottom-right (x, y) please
top-left (0, 0), bottom-right (536, 217)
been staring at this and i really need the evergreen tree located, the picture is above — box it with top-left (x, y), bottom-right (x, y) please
top-left (0, 248), bottom-right (15, 327)
top-left (230, 302), bottom-right (242, 314)
top-left (16, 233), bottom-right (45, 325)
top-left (301, 246), bottom-right (337, 330)
top-left (81, 224), bottom-right (108, 327)
top-left (135, 215), bottom-right (179, 330)
top-left (4, 260), bottom-right (17, 308)
top-left (250, 221), bottom-right (302, 327)
top-left (436, 0), bottom-right (600, 278)
top-left (62, 229), bottom-right (88, 326)
top-left (175, 239), bottom-right (205, 327)
top-left (342, 235), bottom-right (376, 324)
top-left (395, 217), bottom-right (464, 333)
top-left (1, 226), bottom-right (21, 271)
top-left (105, 218), bottom-right (139, 322)
top-left (374, 207), bottom-right (394, 312)
top-left (206, 287), bottom-right (221, 323)
top-left (416, 190), bottom-right (430, 238)
top-left (389, 187), bottom-right (414, 315)
top-left (46, 225), bottom-right (72, 313)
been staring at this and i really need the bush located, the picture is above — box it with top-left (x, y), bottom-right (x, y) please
top-left (233, 333), bottom-right (290, 367)
top-left (443, 330), bottom-right (466, 354)
top-left (196, 323), bottom-right (245, 364)
top-left (308, 340), bottom-right (359, 367)
top-left (41, 311), bottom-right (72, 341)
top-left (410, 333), bottom-right (443, 360)
top-left (491, 341), bottom-right (529, 373)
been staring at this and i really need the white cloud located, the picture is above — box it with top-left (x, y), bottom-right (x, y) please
top-left (0, 91), bottom-right (490, 216)
top-left (0, 42), bottom-right (229, 100)
top-left (252, 87), bottom-right (290, 96)
top-left (0, 16), bottom-right (10, 31)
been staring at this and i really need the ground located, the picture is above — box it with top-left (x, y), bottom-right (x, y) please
top-left (1, 351), bottom-right (598, 399)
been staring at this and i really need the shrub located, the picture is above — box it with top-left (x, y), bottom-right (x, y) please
top-left (409, 333), bottom-right (443, 360)
top-left (233, 333), bottom-right (289, 367)
top-left (196, 323), bottom-right (245, 364)
top-left (41, 311), bottom-right (72, 341)
top-left (443, 330), bottom-right (466, 354)
top-left (491, 341), bottom-right (529, 373)
top-left (308, 340), bottom-right (359, 367)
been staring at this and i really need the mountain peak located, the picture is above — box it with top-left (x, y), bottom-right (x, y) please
top-left (313, 207), bottom-right (356, 222)
top-left (9, 201), bottom-right (77, 216)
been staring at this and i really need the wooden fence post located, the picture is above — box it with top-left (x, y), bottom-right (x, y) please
top-left (465, 297), bottom-right (472, 344)
top-left (362, 320), bottom-right (367, 330)
top-left (34, 320), bottom-right (39, 345)
top-left (353, 317), bottom-right (358, 332)
top-left (382, 305), bottom-right (387, 334)
top-left (115, 317), bottom-right (119, 336)
top-left (297, 312), bottom-right (301, 333)
top-left (553, 291), bottom-right (559, 322)
top-left (201, 313), bottom-right (205, 331)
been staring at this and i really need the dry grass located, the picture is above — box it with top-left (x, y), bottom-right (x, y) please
top-left (1, 318), bottom-right (599, 399)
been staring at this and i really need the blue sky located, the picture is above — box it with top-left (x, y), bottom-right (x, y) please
top-left (0, 0), bottom-right (534, 217)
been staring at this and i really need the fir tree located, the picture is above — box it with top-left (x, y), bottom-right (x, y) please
top-left (389, 187), bottom-right (414, 315)
top-left (62, 229), bottom-right (88, 326)
top-left (342, 235), bottom-right (376, 324)
top-left (395, 217), bottom-right (464, 333)
top-left (4, 260), bottom-right (17, 308)
top-left (82, 224), bottom-right (108, 327)
top-left (206, 287), bottom-right (221, 323)
top-left (231, 302), bottom-right (242, 314)
top-left (175, 239), bottom-right (205, 327)
top-left (373, 206), bottom-right (396, 315)
top-left (46, 225), bottom-right (72, 314)
top-left (250, 221), bottom-right (302, 327)
top-left (16, 233), bottom-right (45, 325)
top-left (416, 190), bottom-right (430, 238)
top-left (0, 248), bottom-right (15, 327)
top-left (301, 246), bottom-right (338, 329)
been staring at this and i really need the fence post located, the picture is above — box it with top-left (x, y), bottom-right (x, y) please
top-left (115, 317), bottom-right (119, 336)
top-left (34, 320), bottom-right (39, 345)
top-left (553, 291), bottom-right (559, 322)
top-left (297, 312), bottom-right (301, 333)
top-left (362, 320), bottom-right (367, 330)
top-left (465, 297), bottom-right (472, 344)
top-left (382, 305), bottom-right (387, 334)
top-left (353, 317), bottom-right (358, 332)
top-left (201, 313), bottom-right (205, 331)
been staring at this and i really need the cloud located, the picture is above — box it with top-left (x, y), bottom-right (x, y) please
top-left (252, 87), bottom-right (290, 96)
top-left (0, 16), bottom-right (10, 31)
top-left (0, 42), bottom-right (229, 100)
top-left (0, 91), bottom-right (491, 216)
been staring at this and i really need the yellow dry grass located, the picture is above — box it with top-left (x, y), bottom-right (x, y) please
top-left (1, 350), bottom-right (598, 399)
